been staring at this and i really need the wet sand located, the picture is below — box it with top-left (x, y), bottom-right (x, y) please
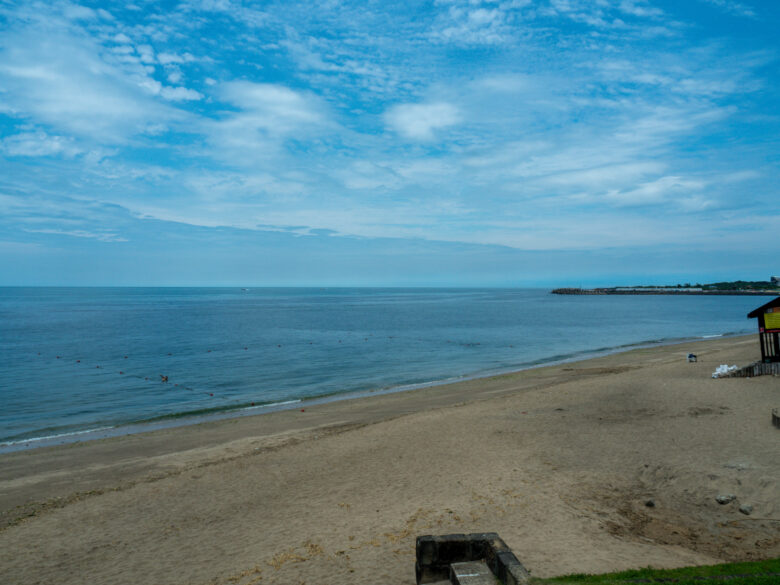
top-left (1, 334), bottom-right (778, 584)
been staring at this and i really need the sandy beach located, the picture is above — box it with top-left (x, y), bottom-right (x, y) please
top-left (1, 334), bottom-right (778, 585)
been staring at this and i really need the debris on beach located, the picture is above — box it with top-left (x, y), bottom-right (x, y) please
top-left (716, 494), bottom-right (736, 505)
top-left (712, 364), bottom-right (738, 378)
top-left (739, 504), bottom-right (753, 515)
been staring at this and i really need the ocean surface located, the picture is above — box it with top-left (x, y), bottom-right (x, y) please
top-left (0, 287), bottom-right (760, 451)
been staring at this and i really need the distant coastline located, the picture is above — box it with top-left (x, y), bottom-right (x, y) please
top-left (552, 279), bottom-right (780, 296)
top-left (551, 288), bottom-right (778, 295)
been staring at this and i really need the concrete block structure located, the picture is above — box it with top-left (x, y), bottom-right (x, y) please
top-left (416, 533), bottom-right (530, 585)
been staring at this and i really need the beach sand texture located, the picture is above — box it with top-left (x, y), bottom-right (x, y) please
top-left (1, 335), bottom-right (778, 585)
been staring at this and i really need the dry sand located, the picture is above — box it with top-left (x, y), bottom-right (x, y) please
top-left (1, 335), bottom-right (778, 585)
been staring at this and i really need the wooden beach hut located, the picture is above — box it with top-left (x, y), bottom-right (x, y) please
top-left (748, 296), bottom-right (780, 363)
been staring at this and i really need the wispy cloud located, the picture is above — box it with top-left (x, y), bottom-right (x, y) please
top-left (698, 0), bottom-right (756, 18)
top-left (203, 81), bottom-right (332, 165)
top-left (0, 16), bottom-right (190, 144)
top-left (24, 228), bottom-right (129, 242)
top-left (430, 1), bottom-right (521, 45)
top-left (385, 102), bottom-right (460, 141)
top-left (1, 131), bottom-right (82, 157)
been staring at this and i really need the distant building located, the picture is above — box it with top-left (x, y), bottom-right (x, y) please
top-left (772, 276), bottom-right (780, 285)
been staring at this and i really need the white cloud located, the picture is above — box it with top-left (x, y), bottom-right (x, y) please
top-left (542, 161), bottom-right (666, 189)
top-left (167, 68), bottom-right (183, 84)
top-left (136, 44), bottom-right (155, 64)
top-left (335, 161), bottom-right (401, 191)
top-left (385, 102), bottom-right (460, 141)
top-left (62, 3), bottom-right (97, 21)
top-left (280, 37), bottom-right (340, 72)
top-left (203, 82), bottom-right (330, 165)
top-left (0, 28), bottom-right (183, 143)
top-left (698, 0), bottom-right (756, 17)
top-left (618, 0), bottom-right (663, 18)
top-left (157, 52), bottom-right (197, 65)
top-left (160, 86), bottom-right (203, 101)
top-left (604, 175), bottom-right (706, 206)
top-left (24, 228), bottom-right (128, 242)
top-left (220, 82), bottom-right (324, 129)
top-left (431, 1), bottom-right (517, 45)
top-left (613, 104), bottom-right (733, 147)
top-left (1, 131), bottom-right (82, 157)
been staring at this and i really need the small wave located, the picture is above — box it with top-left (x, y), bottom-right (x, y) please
top-left (242, 399), bottom-right (301, 411)
top-left (125, 398), bottom-right (305, 425)
top-left (0, 426), bottom-right (115, 448)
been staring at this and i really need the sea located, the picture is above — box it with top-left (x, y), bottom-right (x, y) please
top-left (0, 287), bottom-right (761, 452)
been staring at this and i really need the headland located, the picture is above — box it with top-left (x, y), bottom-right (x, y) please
top-left (553, 279), bottom-right (780, 295)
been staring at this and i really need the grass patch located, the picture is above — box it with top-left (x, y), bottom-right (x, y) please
top-left (535, 557), bottom-right (780, 585)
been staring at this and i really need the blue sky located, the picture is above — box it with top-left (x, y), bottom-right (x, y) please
top-left (0, 0), bottom-right (778, 286)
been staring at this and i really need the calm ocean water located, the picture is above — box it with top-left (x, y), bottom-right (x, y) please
top-left (0, 287), bottom-right (760, 450)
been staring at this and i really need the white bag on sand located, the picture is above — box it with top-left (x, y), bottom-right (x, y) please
top-left (712, 364), bottom-right (738, 378)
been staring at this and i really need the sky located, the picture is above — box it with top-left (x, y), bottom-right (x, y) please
top-left (0, 0), bottom-right (778, 286)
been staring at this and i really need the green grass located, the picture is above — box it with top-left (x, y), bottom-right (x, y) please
top-left (534, 557), bottom-right (780, 585)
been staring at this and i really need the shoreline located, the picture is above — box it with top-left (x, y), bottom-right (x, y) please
top-left (551, 287), bottom-right (780, 295)
top-left (0, 330), bottom-right (752, 453)
top-left (2, 332), bottom-right (777, 585)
